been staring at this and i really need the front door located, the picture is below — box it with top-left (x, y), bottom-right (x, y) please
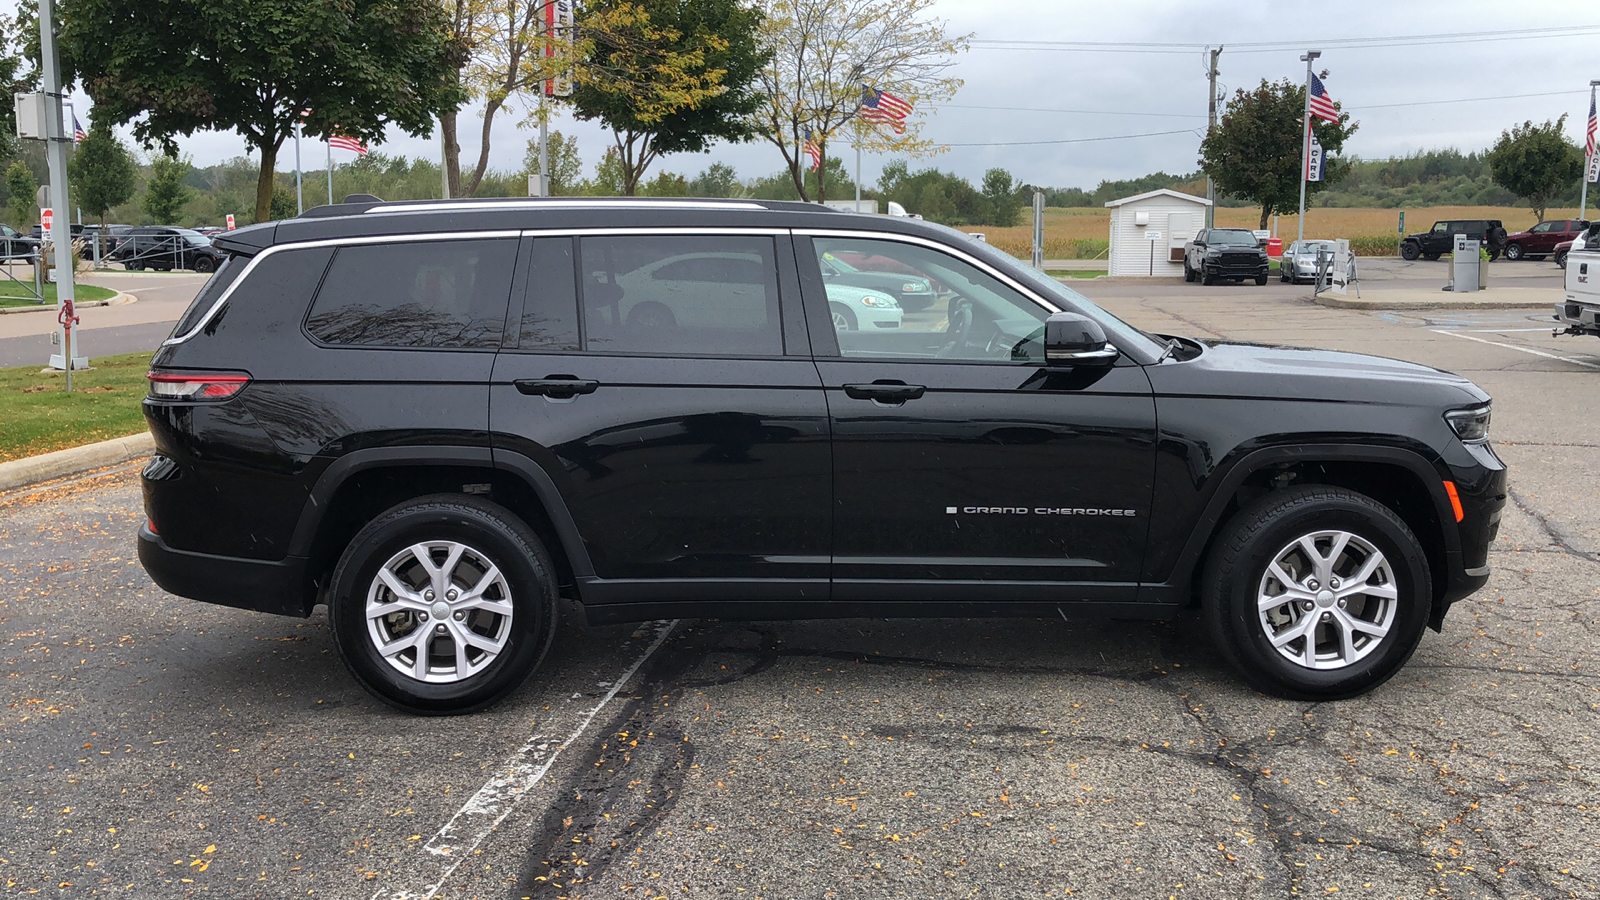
top-left (796, 234), bottom-right (1157, 603)
top-left (490, 232), bottom-right (832, 606)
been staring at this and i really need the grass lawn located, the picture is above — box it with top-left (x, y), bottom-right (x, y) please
top-left (0, 280), bottom-right (118, 309)
top-left (1046, 269), bottom-right (1107, 279)
top-left (0, 351), bottom-right (151, 463)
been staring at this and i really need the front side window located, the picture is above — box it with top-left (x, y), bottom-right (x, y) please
top-left (306, 238), bottom-right (518, 349)
top-left (578, 235), bottom-right (782, 357)
top-left (812, 237), bottom-right (1050, 363)
top-left (1432, 222), bottom-right (1449, 234)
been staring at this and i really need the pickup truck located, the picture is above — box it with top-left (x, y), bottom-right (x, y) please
top-left (1183, 228), bottom-right (1269, 285)
top-left (1555, 223), bottom-right (1599, 338)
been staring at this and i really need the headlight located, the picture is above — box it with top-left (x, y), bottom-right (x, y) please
top-left (1445, 404), bottom-right (1491, 443)
top-left (1205, 248), bottom-right (1223, 256)
top-left (902, 282), bottom-right (927, 293)
top-left (858, 294), bottom-right (898, 308)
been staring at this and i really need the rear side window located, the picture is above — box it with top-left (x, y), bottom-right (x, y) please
top-left (578, 235), bottom-right (782, 357)
top-left (170, 254), bottom-right (245, 338)
top-left (306, 238), bottom-right (518, 349)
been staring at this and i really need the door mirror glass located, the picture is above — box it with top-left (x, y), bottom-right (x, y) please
top-left (1044, 312), bottom-right (1116, 367)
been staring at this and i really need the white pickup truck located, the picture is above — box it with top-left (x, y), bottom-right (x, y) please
top-left (1556, 224), bottom-right (1600, 338)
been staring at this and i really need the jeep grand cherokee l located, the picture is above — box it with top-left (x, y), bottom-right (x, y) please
top-left (138, 197), bottom-right (1507, 714)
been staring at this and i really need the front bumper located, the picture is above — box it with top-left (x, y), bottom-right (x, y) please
top-left (139, 523), bottom-right (315, 618)
top-left (1433, 445), bottom-right (1508, 627)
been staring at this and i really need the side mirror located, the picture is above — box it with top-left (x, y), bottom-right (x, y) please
top-left (1044, 312), bottom-right (1117, 367)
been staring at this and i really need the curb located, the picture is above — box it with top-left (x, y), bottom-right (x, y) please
top-left (0, 432), bottom-right (153, 493)
top-left (0, 290), bottom-right (137, 315)
top-left (1312, 294), bottom-right (1554, 311)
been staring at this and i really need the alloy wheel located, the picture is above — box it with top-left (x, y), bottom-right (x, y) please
top-left (364, 540), bottom-right (514, 684)
top-left (1256, 530), bottom-right (1397, 671)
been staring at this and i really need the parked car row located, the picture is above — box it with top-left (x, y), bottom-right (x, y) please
top-left (0, 223), bottom-right (228, 272)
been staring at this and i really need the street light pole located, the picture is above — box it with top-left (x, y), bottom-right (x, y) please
top-left (1296, 51), bottom-right (1321, 250)
top-left (1581, 80), bottom-right (1599, 221)
top-left (37, 0), bottom-right (83, 380)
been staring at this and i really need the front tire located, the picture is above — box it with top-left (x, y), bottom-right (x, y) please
top-left (830, 303), bottom-right (857, 331)
top-left (1255, 273), bottom-right (1268, 286)
top-left (328, 494), bottom-right (558, 715)
top-left (1400, 242), bottom-right (1421, 261)
top-left (1201, 485), bottom-right (1432, 701)
top-left (1555, 248), bottom-right (1569, 269)
top-left (1201, 265), bottom-right (1216, 286)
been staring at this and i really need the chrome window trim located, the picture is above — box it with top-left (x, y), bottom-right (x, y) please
top-left (162, 230), bottom-right (521, 346)
top-left (793, 228), bottom-right (1064, 315)
top-left (368, 199), bottom-right (765, 215)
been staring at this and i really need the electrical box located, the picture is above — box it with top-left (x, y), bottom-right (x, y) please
top-left (1452, 234), bottom-right (1480, 293)
top-left (1133, 210), bottom-right (1150, 226)
top-left (15, 92), bottom-right (49, 140)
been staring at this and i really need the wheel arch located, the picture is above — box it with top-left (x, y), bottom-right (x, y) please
top-left (1164, 444), bottom-right (1458, 619)
top-left (290, 447), bottom-right (594, 614)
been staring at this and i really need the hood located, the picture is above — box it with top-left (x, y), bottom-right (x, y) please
top-left (1150, 339), bottom-right (1488, 407)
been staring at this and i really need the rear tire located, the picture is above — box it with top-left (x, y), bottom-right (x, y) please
top-left (1201, 485), bottom-right (1432, 701)
top-left (328, 494), bottom-right (558, 715)
top-left (1422, 251), bottom-right (1440, 261)
top-left (1503, 243), bottom-right (1523, 261)
top-left (1183, 260), bottom-right (1195, 283)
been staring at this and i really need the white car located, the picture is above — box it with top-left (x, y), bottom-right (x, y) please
top-left (1280, 240), bottom-right (1356, 285)
top-left (825, 282), bottom-right (903, 331)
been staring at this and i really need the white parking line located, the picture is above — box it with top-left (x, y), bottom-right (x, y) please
top-left (379, 618), bottom-right (680, 900)
top-left (1433, 329), bottom-right (1600, 369)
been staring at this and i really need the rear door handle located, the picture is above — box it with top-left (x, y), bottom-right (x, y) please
top-left (515, 377), bottom-right (599, 399)
top-left (843, 381), bottom-right (926, 404)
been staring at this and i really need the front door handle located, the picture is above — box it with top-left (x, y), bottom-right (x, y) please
top-left (515, 377), bottom-right (599, 399)
top-left (843, 381), bottom-right (926, 404)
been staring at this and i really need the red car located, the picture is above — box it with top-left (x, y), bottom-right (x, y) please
top-left (1503, 219), bottom-right (1588, 261)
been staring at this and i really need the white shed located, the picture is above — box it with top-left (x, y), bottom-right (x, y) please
top-left (1104, 189), bottom-right (1212, 277)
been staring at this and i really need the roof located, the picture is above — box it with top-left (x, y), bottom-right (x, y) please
top-left (1104, 188), bottom-right (1212, 209)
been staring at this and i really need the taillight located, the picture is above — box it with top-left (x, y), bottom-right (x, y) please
top-left (146, 371), bottom-right (251, 400)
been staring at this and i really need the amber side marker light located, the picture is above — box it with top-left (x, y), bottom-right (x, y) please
top-left (1443, 481), bottom-right (1464, 523)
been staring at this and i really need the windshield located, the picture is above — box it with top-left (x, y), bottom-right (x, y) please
top-left (180, 231), bottom-right (211, 247)
top-left (1290, 241), bottom-right (1335, 254)
top-left (1211, 230), bottom-right (1259, 246)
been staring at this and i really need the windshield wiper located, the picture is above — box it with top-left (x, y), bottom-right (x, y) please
top-left (1155, 337), bottom-right (1182, 364)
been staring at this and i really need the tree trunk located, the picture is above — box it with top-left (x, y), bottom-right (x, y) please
top-left (817, 153), bottom-right (827, 203)
top-left (255, 142), bottom-right (278, 224)
top-left (1259, 205), bottom-right (1271, 230)
top-left (465, 96), bottom-right (506, 198)
top-left (441, 110), bottom-right (462, 199)
top-left (787, 158), bottom-right (809, 202)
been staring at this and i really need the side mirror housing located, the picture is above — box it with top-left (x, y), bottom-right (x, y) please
top-left (1044, 312), bottom-right (1117, 367)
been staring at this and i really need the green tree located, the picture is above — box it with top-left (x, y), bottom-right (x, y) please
top-left (754, 0), bottom-right (968, 202)
top-left (68, 123), bottom-right (137, 226)
top-left (1199, 75), bottom-right (1358, 228)
top-left (584, 146), bottom-right (628, 196)
top-left (1485, 116), bottom-right (1585, 221)
top-left (142, 154), bottom-right (191, 223)
top-left (639, 170), bottom-right (689, 197)
top-left (0, 12), bottom-right (38, 163)
top-left (6, 159), bottom-right (37, 229)
top-left (61, 0), bottom-right (467, 223)
top-left (689, 162), bottom-right (743, 198)
top-left (522, 130), bottom-right (584, 196)
top-left (981, 167), bottom-right (1019, 227)
top-left (572, 0), bottom-right (768, 195)
top-left (268, 186), bottom-right (297, 221)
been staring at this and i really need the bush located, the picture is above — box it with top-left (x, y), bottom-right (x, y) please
top-left (1347, 234), bottom-right (1399, 257)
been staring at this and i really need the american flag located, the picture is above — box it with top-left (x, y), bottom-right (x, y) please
top-left (1587, 93), bottom-right (1597, 161)
top-left (329, 134), bottom-right (368, 155)
top-left (1308, 74), bottom-right (1338, 124)
top-left (803, 127), bottom-right (822, 172)
top-left (860, 85), bottom-right (912, 134)
top-left (72, 113), bottom-right (87, 143)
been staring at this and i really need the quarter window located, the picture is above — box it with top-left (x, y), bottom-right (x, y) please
top-left (577, 235), bottom-right (782, 357)
top-left (306, 239), bottom-right (518, 349)
top-left (519, 238), bottom-right (580, 351)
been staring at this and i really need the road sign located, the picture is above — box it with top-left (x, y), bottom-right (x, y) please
top-left (41, 207), bottom-right (52, 237)
top-left (1145, 230), bottom-right (1163, 241)
top-left (226, 214), bottom-right (235, 230)
top-left (35, 185), bottom-right (50, 209)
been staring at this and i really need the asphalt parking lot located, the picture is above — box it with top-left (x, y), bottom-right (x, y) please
top-left (2, 258), bottom-right (1597, 899)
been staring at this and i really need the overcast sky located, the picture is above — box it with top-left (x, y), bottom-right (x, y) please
top-left (48, 0), bottom-right (1600, 192)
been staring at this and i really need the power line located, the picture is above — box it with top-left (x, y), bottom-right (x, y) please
top-left (941, 103), bottom-right (1201, 119)
top-left (932, 90), bottom-right (1591, 123)
top-left (942, 129), bottom-right (1198, 148)
top-left (1346, 89), bottom-right (1590, 111)
top-left (972, 24), bottom-right (1600, 55)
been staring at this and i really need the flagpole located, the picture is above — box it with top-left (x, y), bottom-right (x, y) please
top-left (1296, 51), bottom-right (1320, 249)
top-left (1582, 82), bottom-right (1597, 221)
top-left (327, 140), bottom-right (334, 206)
top-left (293, 120), bottom-right (303, 215)
top-left (855, 135), bottom-right (862, 210)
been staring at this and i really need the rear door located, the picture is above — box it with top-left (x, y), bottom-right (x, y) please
top-left (490, 230), bottom-right (831, 607)
top-left (796, 231), bottom-right (1156, 604)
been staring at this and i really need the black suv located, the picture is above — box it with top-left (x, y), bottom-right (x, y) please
top-left (110, 226), bottom-right (224, 272)
top-left (1401, 219), bottom-right (1505, 261)
top-left (138, 197), bottom-right (1507, 714)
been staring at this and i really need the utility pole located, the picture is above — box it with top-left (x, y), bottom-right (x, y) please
top-left (1296, 51), bottom-right (1321, 250)
top-left (1205, 46), bottom-right (1221, 229)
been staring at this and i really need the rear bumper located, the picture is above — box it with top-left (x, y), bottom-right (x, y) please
top-left (138, 524), bottom-right (315, 618)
